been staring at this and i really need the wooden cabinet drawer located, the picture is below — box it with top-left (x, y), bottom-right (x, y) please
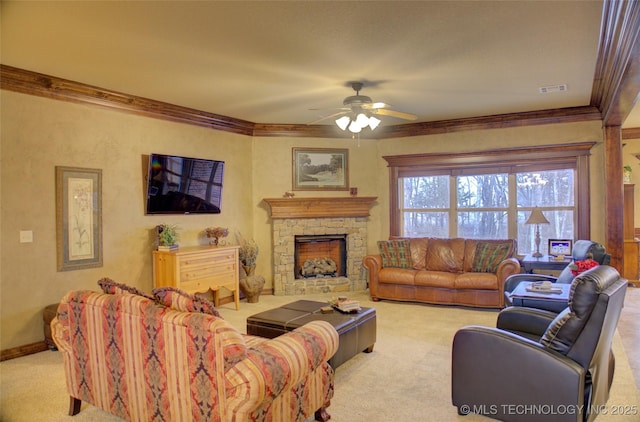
top-left (180, 278), bottom-right (210, 293)
top-left (180, 251), bottom-right (235, 270)
top-left (181, 269), bottom-right (236, 293)
top-left (181, 262), bottom-right (236, 281)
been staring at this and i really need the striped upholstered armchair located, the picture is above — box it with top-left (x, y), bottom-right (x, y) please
top-left (51, 284), bottom-right (339, 422)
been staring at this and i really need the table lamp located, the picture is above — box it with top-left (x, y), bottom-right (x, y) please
top-left (525, 207), bottom-right (550, 257)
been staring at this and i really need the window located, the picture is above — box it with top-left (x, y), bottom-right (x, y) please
top-left (386, 143), bottom-right (593, 255)
top-left (516, 170), bottom-right (575, 254)
top-left (457, 174), bottom-right (509, 239)
top-left (402, 175), bottom-right (450, 237)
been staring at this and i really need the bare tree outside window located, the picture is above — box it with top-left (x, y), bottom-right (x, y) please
top-left (400, 169), bottom-right (575, 254)
top-left (516, 170), bottom-right (574, 254)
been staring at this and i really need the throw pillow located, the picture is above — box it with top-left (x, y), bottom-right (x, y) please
top-left (570, 259), bottom-right (599, 277)
top-left (471, 242), bottom-right (513, 273)
top-left (377, 239), bottom-right (413, 268)
top-left (97, 277), bottom-right (154, 300)
top-left (152, 286), bottom-right (222, 318)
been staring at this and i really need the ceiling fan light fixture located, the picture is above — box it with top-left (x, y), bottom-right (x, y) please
top-left (335, 115), bottom-right (350, 130)
top-left (368, 115), bottom-right (381, 130)
top-left (324, 82), bottom-right (416, 136)
top-left (348, 120), bottom-right (362, 133)
top-left (355, 113), bottom-right (370, 128)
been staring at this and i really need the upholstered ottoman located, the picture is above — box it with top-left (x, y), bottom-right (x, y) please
top-left (246, 300), bottom-right (376, 368)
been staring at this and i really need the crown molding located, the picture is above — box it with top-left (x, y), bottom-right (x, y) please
top-left (0, 64), bottom-right (255, 136)
top-left (622, 127), bottom-right (640, 140)
top-left (591, 0), bottom-right (640, 126)
top-left (0, 64), bottom-right (605, 139)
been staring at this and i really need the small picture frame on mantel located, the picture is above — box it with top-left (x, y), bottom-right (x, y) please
top-left (292, 147), bottom-right (349, 191)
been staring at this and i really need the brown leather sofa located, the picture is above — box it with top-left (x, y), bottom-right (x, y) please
top-left (362, 237), bottom-right (520, 308)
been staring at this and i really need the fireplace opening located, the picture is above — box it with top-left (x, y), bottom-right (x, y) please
top-left (294, 234), bottom-right (347, 279)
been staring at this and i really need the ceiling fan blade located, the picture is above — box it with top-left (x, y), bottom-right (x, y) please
top-left (308, 111), bottom-right (349, 125)
top-left (361, 102), bottom-right (389, 110)
top-left (374, 108), bottom-right (417, 121)
top-left (372, 102), bottom-right (391, 109)
top-left (308, 107), bottom-right (350, 111)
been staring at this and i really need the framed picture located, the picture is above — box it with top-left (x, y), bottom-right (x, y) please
top-left (548, 239), bottom-right (572, 257)
top-left (292, 148), bottom-right (349, 191)
top-left (56, 166), bottom-right (103, 271)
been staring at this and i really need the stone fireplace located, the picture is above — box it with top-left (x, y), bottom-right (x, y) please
top-left (264, 197), bottom-right (377, 295)
top-left (295, 234), bottom-right (347, 278)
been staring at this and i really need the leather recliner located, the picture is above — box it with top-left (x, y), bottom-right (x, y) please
top-left (503, 239), bottom-right (610, 307)
top-left (451, 265), bottom-right (627, 422)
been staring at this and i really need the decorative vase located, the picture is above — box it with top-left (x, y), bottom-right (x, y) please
top-left (624, 168), bottom-right (632, 183)
top-left (243, 265), bottom-right (256, 276)
top-left (240, 265), bottom-right (263, 303)
top-left (209, 237), bottom-right (218, 246)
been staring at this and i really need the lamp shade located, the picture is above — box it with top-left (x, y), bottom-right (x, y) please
top-left (368, 115), bottom-right (381, 130)
top-left (355, 113), bottom-right (369, 128)
top-left (525, 207), bottom-right (550, 225)
top-left (348, 120), bottom-right (362, 133)
top-left (335, 115), bottom-right (350, 131)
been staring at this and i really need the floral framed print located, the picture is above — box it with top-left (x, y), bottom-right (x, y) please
top-left (292, 147), bottom-right (349, 191)
top-left (56, 166), bottom-right (103, 271)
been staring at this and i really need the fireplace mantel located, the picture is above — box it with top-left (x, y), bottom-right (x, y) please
top-left (263, 196), bottom-right (377, 219)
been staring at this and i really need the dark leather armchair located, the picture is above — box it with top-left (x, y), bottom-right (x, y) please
top-left (452, 265), bottom-right (627, 422)
top-left (504, 240), bottom-right (610, 307)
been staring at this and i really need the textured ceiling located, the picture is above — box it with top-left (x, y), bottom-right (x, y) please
top-left (2, 1), bottom-right (639, 128)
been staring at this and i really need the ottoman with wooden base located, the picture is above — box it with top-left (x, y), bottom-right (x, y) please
top-left (246, 300), bottom-right (376, 369)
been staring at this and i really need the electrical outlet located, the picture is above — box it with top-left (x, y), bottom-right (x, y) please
top-left (19, 230), bottom-right (33, 243)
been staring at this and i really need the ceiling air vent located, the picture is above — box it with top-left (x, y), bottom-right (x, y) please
top-left (539, 84), bottom-right (568, 94)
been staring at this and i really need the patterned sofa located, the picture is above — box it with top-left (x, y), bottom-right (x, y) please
top-left (362, 237), bottom-right (521, 308)
top-left (51, 280), bottom-right (339, 422)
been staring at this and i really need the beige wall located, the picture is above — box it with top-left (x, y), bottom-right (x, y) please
top-left (1, 89), bottom-right (606, 350)
top-left (1, 91), bottom-right (253, 350)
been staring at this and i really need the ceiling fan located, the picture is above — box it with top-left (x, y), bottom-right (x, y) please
top-left (310, 82), bottom-right (417, 133)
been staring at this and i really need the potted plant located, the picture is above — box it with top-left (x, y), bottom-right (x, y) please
top-left (157, 224), bottom-right (179, 250)
top-left (235, 232), bottom-right (264, 302)
top-left (624, 165), bottom-right (632, 183)
top-left (236, 232), bottom-right (258, 272)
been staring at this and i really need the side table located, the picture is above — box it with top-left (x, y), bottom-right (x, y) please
top-left (508, 281), bottom-right (571, 313)
top-left (520, 254), bottom-right (571, 275)
top-left (43, 303), bottom-right (59, 350)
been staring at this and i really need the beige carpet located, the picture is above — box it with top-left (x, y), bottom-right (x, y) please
top-left (1, 290), bottom-right (638, 421)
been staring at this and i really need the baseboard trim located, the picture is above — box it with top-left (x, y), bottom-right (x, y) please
top-left (1, 341), bottom-right (49, 361)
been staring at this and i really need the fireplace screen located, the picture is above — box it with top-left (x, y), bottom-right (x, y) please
top-left (294, 234), bottom-right (347, 278)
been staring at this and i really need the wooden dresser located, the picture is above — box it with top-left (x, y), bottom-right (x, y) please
top-left (152, 245), bottom-right (240, 309)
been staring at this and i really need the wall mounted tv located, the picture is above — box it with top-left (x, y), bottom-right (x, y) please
top-left (145, 153), bottom-right (224, 214)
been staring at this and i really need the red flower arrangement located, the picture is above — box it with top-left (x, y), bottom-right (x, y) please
top-left (570, 259), bottom-right (599, 277)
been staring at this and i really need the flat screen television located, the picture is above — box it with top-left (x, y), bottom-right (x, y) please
top-left (145, 153), bottom-right (224, 214)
